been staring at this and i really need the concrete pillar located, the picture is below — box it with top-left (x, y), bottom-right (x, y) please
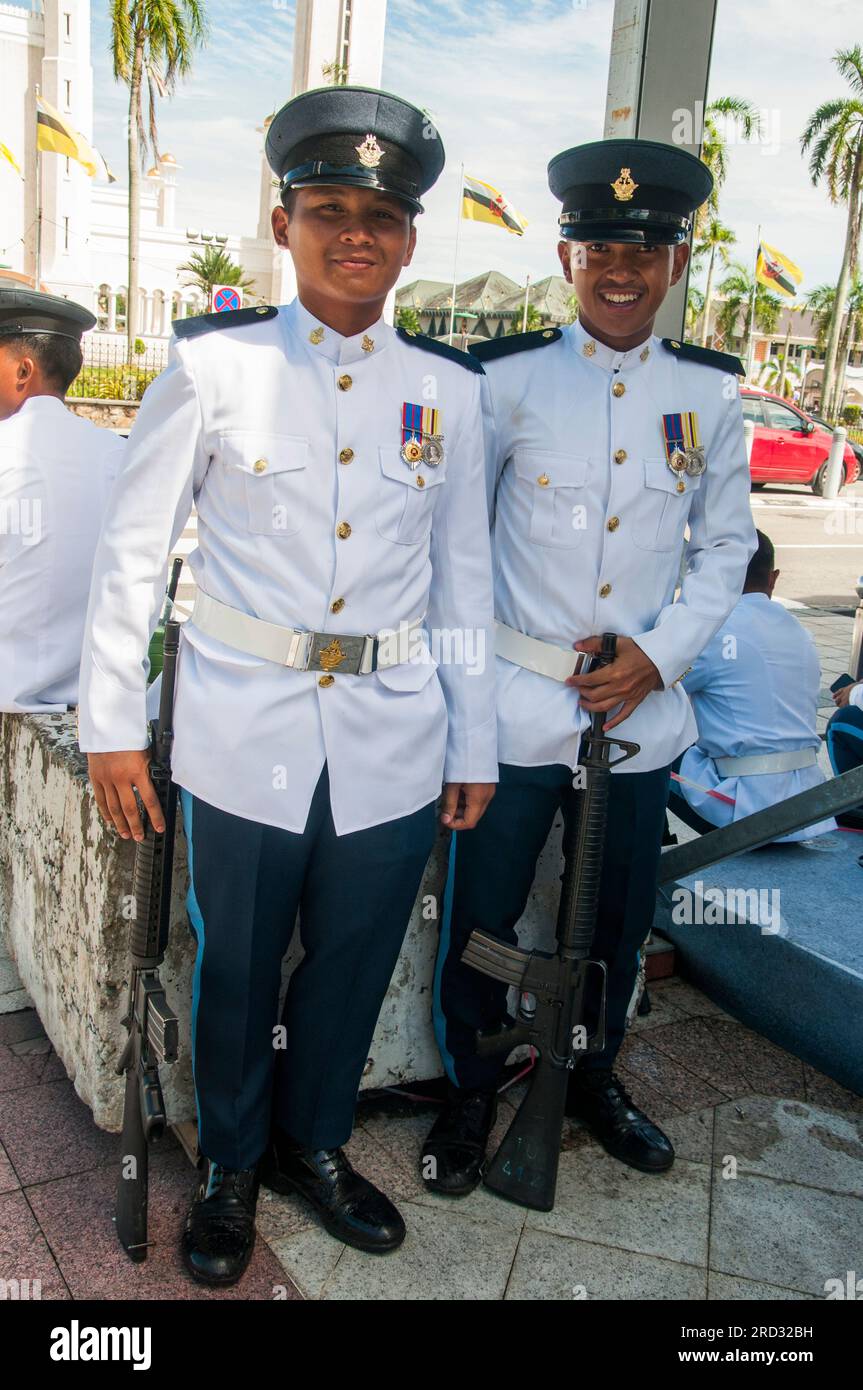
top-left (107, 286), bottom-right (116, 332)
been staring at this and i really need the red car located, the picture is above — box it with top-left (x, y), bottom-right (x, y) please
top-left (740, 388), bottom-right (859, 494)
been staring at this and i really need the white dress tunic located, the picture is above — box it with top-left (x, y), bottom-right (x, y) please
top-left (78, 300), bottom-right (498, 836)
top-left (0, 396), bottom-right (123, 713)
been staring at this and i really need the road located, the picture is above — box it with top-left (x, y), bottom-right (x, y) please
top-left (748, 480), bottom-right (863, 613)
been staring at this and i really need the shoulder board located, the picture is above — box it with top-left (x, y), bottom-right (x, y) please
top-left (173, 305), bottom-right (278, 340)
top-left (662, 338), bottom-right (744, 376)
top-left (469, 328), bottom-right (562, 363)
top-left (396, 327), bottom-right (484, 373)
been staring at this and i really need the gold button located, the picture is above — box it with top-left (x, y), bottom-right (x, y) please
top-left (542, 330), bottom-right (554, 339)
top-left (599, 583), bottom-right (612, 598)
top-left (607, 516), bottom-right (620, 532)
top-left (612, 381), bottom-right (626, 397)
top-left (336, 521), bottom-right (352, 539)
top-left (537, 473), bottom-right (550, 487)
top-left (253, 458), bottom-right (267, 473)
top-left (318, 675), bottom-right (335, 688)
top-left (255, 307), bottom-right (269, 315)
top-left (677, 479), bottom-right (686, 493)
top-left (330, 597), bottom-right (345, 614)
top-left (339, 447), bottom-right (354, 464)
top-left (416, 475), bottom-right (425, 488)
top-left (337, 374), bottom-right (352, 391)
top-left (614, 449), bottom-right (627, 464)
top-left (670, 340), bottom-right (681, 350)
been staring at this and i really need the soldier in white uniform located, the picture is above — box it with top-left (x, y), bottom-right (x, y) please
top-left (79, 87), bottom-right (497, 1284)
top-left (424, 140), bottom-right (756, 1194)
top-left (0, 291), bottom-right (123, 713)
top-left (671, 529), bottom-right (835, 841)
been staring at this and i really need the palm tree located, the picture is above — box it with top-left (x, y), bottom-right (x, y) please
top-left (110, 1), bottom-right (208, 360)
top-left (696, 97), bottom-right (762, 236)
top-left (805, 282), bottom-right (838, 352)
top-left (692, 219), bottom-right (736, 345)
top-left (716, 262), bottom-right (782, 364)
top-left (178, 246), bottom-right (255, 305)
top-left (801, 45), bottom-right (863, 417)
top-left (395, 306), bottom-right (422, 334)
top-left (685, 285), bottom-right (704, 336)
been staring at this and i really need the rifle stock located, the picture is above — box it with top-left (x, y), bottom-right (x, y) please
top-left (461, 632), bottom-right (638, 1211)
top-left (115, 560), bottom-right (182, 1261)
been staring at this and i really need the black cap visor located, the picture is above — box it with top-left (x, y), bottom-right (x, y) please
top-left (559, 208), bottom-right (691, 245)
top-left (281, 160), bottom-right (424, 213)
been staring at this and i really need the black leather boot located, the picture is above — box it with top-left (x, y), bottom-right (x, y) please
top-left (180, 1157), bottom-right (260, 1286)
top-left (566, 1069), bottom-right (675, 1173)
top-left (421, 1086), bottom-right (498, 1196)
top-left (259, 1130), bottom-right (405, 1254)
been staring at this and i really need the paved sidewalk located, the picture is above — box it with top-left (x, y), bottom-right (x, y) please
top-left (1, 605), bottom-right (861, 1302)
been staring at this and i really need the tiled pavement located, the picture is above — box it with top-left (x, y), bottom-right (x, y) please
top-left (2, 605), bottom-right (861, 1302)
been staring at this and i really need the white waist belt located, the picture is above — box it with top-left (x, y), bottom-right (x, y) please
top-left (714, 748), bottom-right (818, 778)
top-left (494, 621), bottom-right (588, 682)
top-left (190, 590), bottom-right (423, 675)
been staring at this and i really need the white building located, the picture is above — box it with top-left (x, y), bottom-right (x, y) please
top-left (0, 0), bottom-right (387, 353)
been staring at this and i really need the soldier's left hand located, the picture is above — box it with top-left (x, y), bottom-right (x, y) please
top-left (440, 782), bottom-right (496, 830)
top-left (566, 635), bottom-right (662, 731)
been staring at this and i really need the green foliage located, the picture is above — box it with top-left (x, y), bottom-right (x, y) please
top-left (396, 307), bottom-right (422, 333)
top-left (68, 364), bottom-right (159, 402)
top-left (717, 262), bottom-right (782, 347)
top-left (842, 404), bottom-right (862, 425)
top-left (133, 337), bottom-right (146, 355)
top-left (178, 246), bottom-right (255, 302)
top-left (508, 305), bottom-right (542, 334)
top-left (563, 293), bottom-right (579, 325)
top-left (697, 97), bottom-right (762, 234)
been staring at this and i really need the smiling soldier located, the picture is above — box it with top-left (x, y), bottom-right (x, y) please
top-left (78, 86), bottom-right (497, 1284)
top-left (423, 139), bottom-right (756, 1194)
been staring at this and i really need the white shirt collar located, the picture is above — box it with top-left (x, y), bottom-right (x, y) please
top-left (289, 296), bottom-right (389, 366)
top-left (568, 315), bottom-right (654, 372)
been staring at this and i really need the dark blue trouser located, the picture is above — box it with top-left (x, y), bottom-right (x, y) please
top-left (181, 765), bottom-right (436, 1169)
top-left (433, 761), bottom-right (671, 1090)
top-left (827, 704), bottom-right (863, 803)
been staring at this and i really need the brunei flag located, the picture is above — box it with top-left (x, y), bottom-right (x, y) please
top-left (0, 141), bottom-right (22, 177)
top-left (462, 175), bottom-right (528, 236)
top-left (756, 242), bottom-right (802, 299)
top-left (36, 96), bottom-right (98, 176)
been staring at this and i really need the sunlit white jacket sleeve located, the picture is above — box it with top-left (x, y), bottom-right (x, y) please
top-left (427, 371), bottom-right (498, 784)
top-left (78, 341), bottom-right (209, 751)
top-left (632, 385), bottom-right (757, 687)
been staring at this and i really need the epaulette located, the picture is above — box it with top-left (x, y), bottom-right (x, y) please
top-left (469, 328), bottom-right (562, 363)
top-left (396, 327), bottom-right (484, 373)
top-left (662, 338), bottom-right (744, 376)
top-left (173, 305), bottom-right (278, 340)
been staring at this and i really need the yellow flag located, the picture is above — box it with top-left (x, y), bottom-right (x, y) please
top-left (36, 95), bottom-right (98, 177)
top-left (462, 175), bottom-right (528, 236)
top-left (756, 242), bottom-right (802, 299)
top-left (0, 141), bottom-right (22, 177)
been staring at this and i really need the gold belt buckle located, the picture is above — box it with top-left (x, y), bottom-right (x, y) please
top-left (306, 632), bottom-right (369, 675)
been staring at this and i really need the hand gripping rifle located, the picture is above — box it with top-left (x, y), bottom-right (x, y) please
top-left (460, 632), bottom-right (640, 1211)
top-left (115, 557), bottom-right (183, 1260)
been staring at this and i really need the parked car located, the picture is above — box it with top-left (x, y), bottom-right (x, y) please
top-left (809, 414), bottom-right (863, 482)
top-left (740, 388), bottom-right (859, 494)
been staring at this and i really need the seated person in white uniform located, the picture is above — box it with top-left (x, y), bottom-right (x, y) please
top-left (669, 530), bottom-right (835, 842)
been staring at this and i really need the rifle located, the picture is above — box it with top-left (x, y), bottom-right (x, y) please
top-left (460, 632), bottom-right (639, 1211)
top-left (115, 557), bottom-right (183, 1260)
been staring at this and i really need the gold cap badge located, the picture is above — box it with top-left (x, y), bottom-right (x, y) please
top-left (611, 167), bottom-right (638, 202)
top-left (356, 134), bottom-right (385, 169)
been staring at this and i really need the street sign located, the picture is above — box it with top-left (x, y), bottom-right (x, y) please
top-left (212, 284), bottom-right (241, 313)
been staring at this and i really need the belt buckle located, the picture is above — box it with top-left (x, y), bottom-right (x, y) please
top-left (306, 631), bottom-right (368, 675)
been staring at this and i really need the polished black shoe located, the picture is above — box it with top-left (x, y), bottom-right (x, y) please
top-left (421, 1086), bottom-right (498, 1196)
top-left (180, 1157), bottom-right (260, 1286)
top-left (259, 1132), bottom-right (405, 1254)
top-left (566, 1069), bottom-right (675, 1173)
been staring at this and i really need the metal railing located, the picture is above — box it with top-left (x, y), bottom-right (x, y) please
top-left (70, 341), bottom-right (168, 402)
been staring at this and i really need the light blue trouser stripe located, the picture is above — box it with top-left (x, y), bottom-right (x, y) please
top-left (432, 831), bottom-right (459, 1085)
top-left (179, 788), bottom-right (205, 1132)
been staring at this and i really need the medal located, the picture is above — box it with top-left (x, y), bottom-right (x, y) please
top-left (401, 402), bottom-right (444, 470)
top-left (662, 412), bottom-right (706, 480)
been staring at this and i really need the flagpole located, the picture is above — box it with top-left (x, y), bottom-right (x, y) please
top-left (447, 162), bottom-right (464, 344)
top-left (744, 222), bottom-right (761, 383)
top-left (521, 273), bottom-right (531, 332)
top-left (35, 84), bottom-right (42, 288)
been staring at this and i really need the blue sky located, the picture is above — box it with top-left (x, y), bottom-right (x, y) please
top-left (87, 0), bottom-right (857, 299)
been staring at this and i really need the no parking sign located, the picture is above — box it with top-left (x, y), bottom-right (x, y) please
top-left (212, 284), bottom-right (242, 313)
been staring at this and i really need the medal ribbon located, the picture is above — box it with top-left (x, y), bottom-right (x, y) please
top-left (662, 412), bottom-right (685, 465)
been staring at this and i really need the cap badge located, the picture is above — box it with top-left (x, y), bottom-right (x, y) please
top-left (356, 134), bottom-right (385, 169)
top-left (611, 167), bottom-right (638, 202)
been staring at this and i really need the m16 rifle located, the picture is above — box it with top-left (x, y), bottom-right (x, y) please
top-left (460, 632), bottom-right (639, 1211)
top-left (115, 557), bottom-right (183, 1260)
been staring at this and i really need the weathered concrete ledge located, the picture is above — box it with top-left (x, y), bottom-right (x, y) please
top-left (0, 713), bottom-right (561, 1131)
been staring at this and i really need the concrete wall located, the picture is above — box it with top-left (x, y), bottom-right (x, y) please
top-left (0, 712), bottom-right (563, 1132)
